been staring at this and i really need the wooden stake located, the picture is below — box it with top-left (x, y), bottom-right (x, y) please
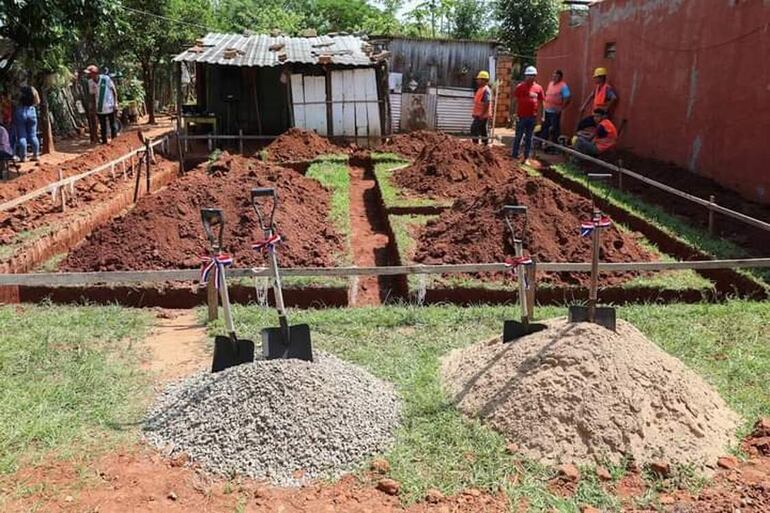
top-left (58, 170), bottom-right (66, 212)
top-left (708, 195), bottom-right (716, 235)
top-left (617, 159), bottom-right (624, 191)
top-left (525, 262), bottom-right (536, 319)
top-left (239, 129), bottom-right (244, 155)
top-left (207, 278), bottom-right (219, 321)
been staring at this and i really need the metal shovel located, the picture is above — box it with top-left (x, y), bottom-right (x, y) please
top-left (201, 208), bottom-right (256, 372)
top-left (567, 173), bottom-right (616, 331)
top-left (251, 188), bottom-right (313, 361)
top-left (502, 205), bottom-right (547, 342)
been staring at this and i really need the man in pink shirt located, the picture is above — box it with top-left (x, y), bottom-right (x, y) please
top-left (512, 66), bottom-right (545, 164)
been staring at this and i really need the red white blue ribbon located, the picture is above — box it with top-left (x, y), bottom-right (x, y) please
top-left (200, 253), bottom-right (233, 289)
top-left (580, 215), bottom-right (612, 237)
top-left (505, 256), bottom-right (534, 289)
top-left (252, 234), bottom-right (282, 253)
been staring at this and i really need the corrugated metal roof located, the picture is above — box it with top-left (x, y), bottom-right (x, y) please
top-left (173, 33), bottom-right (375, 67)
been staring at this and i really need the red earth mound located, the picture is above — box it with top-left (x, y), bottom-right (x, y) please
top-left (263, 128), bottom-right (342, 162)
top-left (393, 136), bottom-right (512, 198)
top-left (0, 130), bottom-right (166, 203)
top-left (377, 130), bottom-right (456, 159)
top-left (61, 153), bottom-right (343, 271)
top-left (413, 176), bottom-right (655, 286)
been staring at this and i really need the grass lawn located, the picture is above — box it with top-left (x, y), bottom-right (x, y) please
top-left (2, 301), bottom-right (769, 512)
top-left (0, 303), bottom-right (152, 474)
top-left (218, 300), bottom-right (770, 510)
top-left (549, 162), bottom-right (770, 287)
top-left (374, 161), bottom-right (452, 210)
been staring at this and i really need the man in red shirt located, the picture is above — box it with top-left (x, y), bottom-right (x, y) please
top-left (512, 66), bottom-right (544, 164)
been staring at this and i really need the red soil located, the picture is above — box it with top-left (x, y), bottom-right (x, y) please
top-left (263, 128), bottom-right (343, 163)
top-left (0, 130), bottom-right (166, 203)
top-left (61, 153), bottom-right (343, 271)
top-left (377, 130), bottom-right (454, 160)
top-left (392, 135), bottom-right (513, 199)
top-left (413, 176), bottom-right (655, 286)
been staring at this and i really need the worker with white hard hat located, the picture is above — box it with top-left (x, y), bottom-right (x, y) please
top-left (577, 67), bottom-right (618, 132)
top-left (512, 65), bottom-right (544, 164)
top-left (470, 70), bottom-right (492, 145)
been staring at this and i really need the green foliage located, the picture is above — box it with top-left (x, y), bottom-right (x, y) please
top-left (496, 0), bottom-right (561, 58)
top-left (453, 0), bottom-right (490, 39)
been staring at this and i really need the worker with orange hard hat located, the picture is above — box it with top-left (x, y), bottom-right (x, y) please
top-left (577, 67), bottom-right (618, 131)
top-left (470, 70), bottom-right (492, 145)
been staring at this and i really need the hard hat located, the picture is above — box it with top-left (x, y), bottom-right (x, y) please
top-left (593, 67), bottom-right (608, 78)
top-left (524, 66), bottom-right (538, 76)
top-left (476, 70), bottom-right (490, 80)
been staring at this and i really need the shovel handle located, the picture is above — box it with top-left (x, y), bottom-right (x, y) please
top-left (201, 208), bottom-right (225, 252)
top-left (251, 187), bottom-right (278, 234)
top-left (503, 204), bottom-right (527, 243)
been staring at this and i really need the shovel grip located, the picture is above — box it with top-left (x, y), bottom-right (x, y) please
top-left (251, 187), bottom-right (278, 234)
top-left (201, 208), bottom-right (225, 251)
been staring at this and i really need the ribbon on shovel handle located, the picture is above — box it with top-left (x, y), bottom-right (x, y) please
top-left (252, 234), bottom-right (282, 253)
top-left (200, 253), bottom-right (233, 289)
top-left (505, 255), bottom-right (534, 289)
top-left (580, 215), bottom-right (612, 237)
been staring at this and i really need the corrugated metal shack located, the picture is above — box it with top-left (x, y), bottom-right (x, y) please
top-left (173, 33), bottom-right (389, 143)
top-left (371, 36), bottom-right (501, 133)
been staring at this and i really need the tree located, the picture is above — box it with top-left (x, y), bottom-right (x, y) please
top-left (214, 0), bottom-right (305, 34)
top-left (122, 0), bottom-right (212, 124)
top-left (453, 0), bottom-right (489, 40)
top-left (496, 0), bottom-right (561, 59)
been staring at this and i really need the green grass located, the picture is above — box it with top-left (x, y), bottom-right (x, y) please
top-left (311, 153), bottom-right (350, 163)
top-left (0, 225), bottom-right (56, 261)
top-left (306, 159), bottom-right (352, 266)
top-left (370, 151), bottom-right (409, 163)
top-left (0, 303), bottom-right (152, 474)
top-left (550, 162), bottom-right (770, 286)
top-left (374, 162), bottom-right (450, 210)
top-left (218, 300), bottom-right (770, 511)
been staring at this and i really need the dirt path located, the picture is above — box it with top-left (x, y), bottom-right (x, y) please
top-left (348, 165), bottom-right (396, 305)
top-left (141, 310), bottom-right (210, 382)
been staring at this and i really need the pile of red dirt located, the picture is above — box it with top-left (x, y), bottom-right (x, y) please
top-left (377, 130), bottom-right (456, 159)
top-left (0, 130), bottom-right (166, 203)
top-left (61, 153), bottom-right (343, 271)
top-left (263, 128), bottom-right (342, 162)
top-left (392, 136), bottom-right (512, 199)
top-left (413, 176), bottom-right (655, 286)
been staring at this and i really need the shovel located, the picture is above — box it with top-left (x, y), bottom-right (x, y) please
top-left (251, 187), bottom-right (313, 362)
top-left (567, 173), bottom-right (616, 331)
top-left (502, 205), bottom-right (547, 342)
top-left (201, 208), bottom-right (256, 372)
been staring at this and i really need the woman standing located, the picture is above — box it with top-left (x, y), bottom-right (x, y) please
top-left (14, 84), bottom-right (40, 162)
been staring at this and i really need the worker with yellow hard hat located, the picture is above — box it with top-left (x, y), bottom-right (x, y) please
top-left (576, 66), bottom-right (619, 132)
top-left (470, 70), bottom-right (492, 145)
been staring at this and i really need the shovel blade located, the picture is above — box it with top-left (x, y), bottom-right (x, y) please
top-left (212, 335), bottom-right (256, 373)
top-left (567, 306), bottom-right (617, 331)
top-left (503, 320), bottom-right (547, 343)
top-left (261, 323), bottom-right (313, 361)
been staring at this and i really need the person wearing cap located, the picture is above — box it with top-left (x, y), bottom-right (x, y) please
top-left (577, 67), bottom-right (618, 131)
top-left (575, 108), bottom-right (617, 156)
top-left (85, 65), bottom-right (119, 144)
top-left (512, 65), bottom-right (544, 164)
top-left (470, 70), bottom-right (492, 145)
top-left (540, 69), bottom-right (571, 153)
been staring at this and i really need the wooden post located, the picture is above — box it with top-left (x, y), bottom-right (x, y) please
top-left (239, 128), bottom-right (244, 155)
top-left (207, 278), bottom-right (218, 321)
top-left (617, 159), bottom-right (624, 191)
top-left (145, 140), bottom-right (151, 194)
top-left (58, 170), bottom-right (66, 212)
top-left (175, 62), bottom-right (185, 174)
top-left (708, 195), bottom-right (716, 235)
top-left (525, 262), bottom-right (536, 319)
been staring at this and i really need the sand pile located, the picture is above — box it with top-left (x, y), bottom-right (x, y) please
top-left (393, 136), bottom-right (511, 198)
top-left (61, 152), bottom-right (343, 271)
top-left (263, 128), bottom-right (342, 162)
top-left (441, 319), bottom-right (740, 467)
top-left (377, 130), bottom-right (456, 159)
top-left (145, 352), bottom-right (400, 486)
top-left (413, 178), bottom-right (654, 286)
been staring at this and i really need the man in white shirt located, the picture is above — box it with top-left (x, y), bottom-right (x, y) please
top-left (85, 65), bottom-right (119, 144)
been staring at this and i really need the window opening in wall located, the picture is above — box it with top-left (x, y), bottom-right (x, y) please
top-left (604, 42), bottom-right (617, 60)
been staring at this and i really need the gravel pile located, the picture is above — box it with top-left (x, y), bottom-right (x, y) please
top-left (144, 352), bottom-right (400, 486)
top-left (441, 319), bottom-right (740, 468)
